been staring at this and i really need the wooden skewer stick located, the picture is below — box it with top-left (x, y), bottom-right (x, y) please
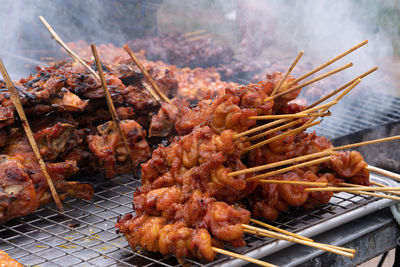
top-left (289, 40), bottom-right (368, 85)
top-left (122, 45), bottom-right (161, 103)
top-left (265, 62), bottom-right (353, 102)
top-left (143, 82), bottom-right (162, 102)
top-left (302, 79), bottom-right (361, 127)
top-left (249, 110), bottom-right (329, 120)
top-left (259, 180), bottom-right (328, 187)
top-left (183, 29), bottom-right (206, 37)
top-left (38, 16), bottom-right (100, 80)
top-left (0, 58), bottom-right (64, 211)
top-left (243, 121), bottom-right (321, 153)
top-left (333, 135), bottom-right (400, 151)
top-left (305, 186), bottom-right (400, 192)
top-left (340, 182), bottom-right (400, 194)
top-left (367, 165), bottom-right (400, 181)
top-left (248, 76), bottom-right (359, 141)
top-left (369, 181), bottom-right (400, 196)
top-left (123, 44), bottom-right (176, 107)
top-left (350, 191), bottom-right (400, 201)
top-left (307, 67), bottom-right (377, 109)
top-left (246, 156), bottom-right (331, 182)
top-left (243, 225), bottom-right (354, 258)
top-left (91, 44), bottom-right (137, 170)
top-left (250, 218), bottom-right (313, 242)
top-left (271, 51), bottom-right (304, 96)
top-left (187, 34), bottom-right (212, 42)
top-left (40, 15), bottom-right (161, 105)
top-left (230, 149), bottom-right (332, 177)
top-left (246, 222), bottom-right (355, 253)
top-left (235, 101), bottom-right (336, 139)
top-left (248, 119), bottom-right (303, 142)
top-left (212, 247), bottom-right (277, 267)
top-left (244, 229), bottom-right (355, 257)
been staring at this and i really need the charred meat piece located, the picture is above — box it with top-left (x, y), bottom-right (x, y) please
top-left (87, 119), bottom-right (150, 178)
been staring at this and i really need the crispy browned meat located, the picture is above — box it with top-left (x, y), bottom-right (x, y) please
top-left (141, 126), bottom-right (248, 197)
top-left (116, 214), bottom-right (217, 262)
top-left (0, 131), bottom-right (93, 223)
top-left (0, 250), bottom-right (23, 267)
top-left (50, 89), bottom-right (88, 112)
top-left (87, 120), bottom-right (150, 178)
top-left (0, 158), bottom-right (37, 223)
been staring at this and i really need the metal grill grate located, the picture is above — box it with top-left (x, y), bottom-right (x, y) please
top-left (313, 92), bottom-right (400, 140)
top-left (0, 173), bottom-right (382, 267)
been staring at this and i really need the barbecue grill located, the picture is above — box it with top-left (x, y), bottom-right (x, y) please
top-left (0, 172), bottom-right (397, 267)
top-left (1, 1), bottom-right (400, 266)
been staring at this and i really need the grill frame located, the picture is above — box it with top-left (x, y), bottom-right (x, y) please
top-left (0, 172), bottom-right (397, 267)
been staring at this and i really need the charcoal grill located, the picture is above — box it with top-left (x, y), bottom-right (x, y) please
top-left (0, 89), bottom-right (400, 267)
top-left (0, 170), bottom-right (396, 267)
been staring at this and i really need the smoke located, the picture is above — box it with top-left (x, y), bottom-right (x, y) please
top-left (0, 0), bottom-right (161, 79)
top-left (232, 0), bottom-right (399, 137)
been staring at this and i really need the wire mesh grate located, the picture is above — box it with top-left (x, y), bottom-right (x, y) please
top-left (0, 173), bottom-right (381, 267)
top-left (314, 92), bottom-right (400, 140)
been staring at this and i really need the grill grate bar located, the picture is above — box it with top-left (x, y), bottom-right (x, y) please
top-left (0, 167), bottom-right (392, 265)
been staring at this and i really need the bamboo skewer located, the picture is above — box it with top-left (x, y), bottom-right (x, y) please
top-left (250, 218), bottom-right (313, 242)
top-left (230, 150), bottom-right (332, 177)
top-left (243, 225), bottom-right (354, 258)
top-left (248, 119), bottom-right (303, 141)
top-left (249, 110), bottom-right (329, 120)
top-left (211, 247), bottom-right (277, 267)
top-left (235, 118), bottom-right (291, 139)
top-left (91, 44), bottom-right (137, 170)
top-left (265, 62), bottom-right (353, 102)
top-left (246, 157), bottom-right (331, 182)
top-left (271, 51), bottom-right (304, 96)
top-left (235, 100), bottom-right (337, 139)
top-left (333, 136), bottom-right (400, 151)
top-left (183, 29), bottom-right (206, 37)
top-left (289, 40), bottom-right (368, 85)
top-left (38, 16), bottom-right (100, 80)
top-left (246, 222), bottom-right (355, 253)
top-left (259, 180), bottom-right (329, 187)
top-left (369, 181), bottom-right (400, 196)
top-left (302, 78), bottom-right (361, 128)
top-left (307, 67), bottom-right (377, 109)
top-left (0, 58), bottom-right (64, 211)
top-left (187, 34), bottom-right (212, 42)
top-left (305, 186), bottom-right (400, 192)
top-left (340, 182), bottom-right (400, 195)
top-left (350, 191), bottom-right (400, 201)
top-left (123, 44), bottom-right (176, 107)
top-left (247, 222), bottom-right (355, 253)
top-left (366, 166), bottom-right (400, 181)
top-left (243, 121), bottom-right (321, 153)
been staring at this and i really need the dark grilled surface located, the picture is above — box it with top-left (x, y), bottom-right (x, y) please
top-left (0, 173), bottom-right (379, 267)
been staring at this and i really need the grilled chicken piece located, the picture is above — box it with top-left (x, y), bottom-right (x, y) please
top-left (0, 132), bottom-right (93, 223)
top-left (87, 119), bottom-right (150, 178)
top-left (50, 89), bottom-right (88, 112)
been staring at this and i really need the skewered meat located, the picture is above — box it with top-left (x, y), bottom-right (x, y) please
top-left (141, 126), bottom-right (249, 197)
top-left (116, 214), bottom-right (217, 262)
top-left (0, 131), bottom-right (93, 222)
top-left (87, 120), bottom-right (150, 178)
